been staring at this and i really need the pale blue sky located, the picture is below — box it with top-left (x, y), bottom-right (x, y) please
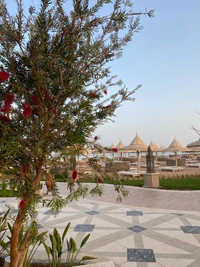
top-left (6, 0), bottom-right (200, 148)
top-left (96, 0), bottom-right (200, 148)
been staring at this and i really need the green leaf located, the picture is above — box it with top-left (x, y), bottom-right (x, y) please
top-left (43, 242), bottom-right (51, 257)
top-left (69, 237), bottom-right (76, 253)
top-left (80, 234), bottom-right (90, 248)
top-left (62, 222), bottom-right (70, 242)
top-left (7, 222), bottom-right (13, 234)
top-left (81, 256), bottom-right (97, 261)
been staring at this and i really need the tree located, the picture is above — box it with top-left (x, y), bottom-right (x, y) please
top-left (0, 0), bottom-right (154, 266)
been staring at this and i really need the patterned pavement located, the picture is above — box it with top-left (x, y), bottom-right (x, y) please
top-left (1, 184), bottom-right (200, 267)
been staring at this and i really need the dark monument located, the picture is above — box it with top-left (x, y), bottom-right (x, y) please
top-left (144, 146), bottom-right (159, 188)
top-left (146, 146), bottom-right (155, 173)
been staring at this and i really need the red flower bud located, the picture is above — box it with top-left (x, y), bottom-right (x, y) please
top-left (103, 90), bottom-right (107, 95)
top-left (0, 71), bottom-right (9, 82)
top-left (22, 164), bottom-right (29, 175)
top-left (112, 148), bottom-right (118, 153)
top-left (72, 170), bottom-right (78, 180)
top-left (98, 178), bottom-right (103, 183)
top-left (4, 94), bottom-right (14, 105)
top-left (0, 115), bottom-right (10, 123)
top-left (18, 199), bottom-right (26, 209)
top-left (90, 92), bottom-right (96, 98)
top-left (1, 105), bottom-right (11, 113)
top-left (43, 88), bottom-right (51, 101)
top-left (94, 136), bottom-right (98, 141)
top-left (31, 95), bottom-right (40, 106)
top-left (22, 103), bottom-right (32, 118)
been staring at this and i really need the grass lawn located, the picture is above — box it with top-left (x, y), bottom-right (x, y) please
top-left (1, 177), bottom-right (200, 197)
top-left (80, 177), bottom-right (200, 190)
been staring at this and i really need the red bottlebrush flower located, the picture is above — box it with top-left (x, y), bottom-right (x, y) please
top-left (47, 106), bottom-right (53, 111)
top-left (112, 148), bottom-right (118, 153)
top-left (18, 199), bottom-right (26, 209)
top-left (1, 105), bottom-right (11, 113)
top-left (4, 94), bottom-right (14, 105)
top-left (31, 95), bottom-right (41, 106)
top-left (89, 92), bottom-right (96, 98)
top-left (72, 170), bottom-right (78, 180)
top-left (22, 103), bottom-right (32, 118)
top-left (98, 178), bottom-right (103, 183)
top-left (103, 90), bottom-right (107, 95)
top-left (0, 115), bottom-right (10, 123)
top-left (0, 71), bottom-right (9, 82)
top-left (43, 88), bottom-right (51, 101)
top-left (22, 164), bottom-right (29, 175)
top-left (94, 136), bottom-right (98, 141)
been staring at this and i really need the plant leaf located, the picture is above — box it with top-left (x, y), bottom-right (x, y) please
top-left (80, 234), bottom-right (90, 248)
top-left (62, 222), bottom-right (70, 242)
top-left (81, 256), bottom-right (97, 261)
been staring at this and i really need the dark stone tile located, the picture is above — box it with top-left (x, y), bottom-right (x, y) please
top-left (127, 248), bottom-right (156, 262)
top-left (172, 213), bottom-right (185, 216)
top-left (128, 225), bottom-right (146, 233)
top-left (180, 226), bottom-right (200, 234)
top-left (86, 211), bottom-right (100, 215)
top-left (74, 224), bottom-right (95, 232)
top-left (127, 211), bottom-right (143, 216)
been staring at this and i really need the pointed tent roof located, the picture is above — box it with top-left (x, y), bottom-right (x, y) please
top-left (110, 142), bottom-right (115, 149)
top-left (162, 138), bottom-right (191, 152)
top-left (149, 142), bottom-right (160, 152)
top-left (187, 139), bottom-right (200, 148)
top-left (117, 140), bottom-right (124, 149)
top-left (119, 133), bottom-right (147, 152)
top-left (128, 133), bottom-right (147, 151)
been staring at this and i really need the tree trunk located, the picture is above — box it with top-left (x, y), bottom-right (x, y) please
top-left (10, 212), bottom-right (26, 267)
top-left (10, 163), bottom-right (44, 267)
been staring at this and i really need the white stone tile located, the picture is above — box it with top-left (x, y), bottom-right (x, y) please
top-left (156, 258), bottom-right (196, 267)
top-left (147, 263), bottom-right (164, 267)
top-left (121, 262), bottom-right (138, 267)
top-left (176, 233), bottom-right (200, 247)
top-left (138, 215), bottom-right (156, 224)
top-left (154, 230), bottom-right (183, 239)
top-left (154, 243), bottom-right (191, 254)
top-left (74, 261), bottom-right (116, 267)
top-left (106, 213), bottom-right (133, 223)
top-left (106, 256), bottom-right (127, 266)
top-left (142, 235), bottom-right (166, 249)
top-left (91, 217), bottom-right (121, 228)
top-left (93, 242), bottom-right (127, 252)
top-left (94, 229), bottom-right (121, 236)
top-left (116, 234), bottom-right (135, 248)
top-left (187, 217), bottom-right (200, 227)
top-left (167, 218), bottom-right (185, 227)
top-left (154, 222), bottom-right (180, 229)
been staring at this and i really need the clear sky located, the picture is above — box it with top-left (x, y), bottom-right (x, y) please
top-left (95, 0), bottom-right (200, 148)
top-left (6, 0), bottom-right (200, 148)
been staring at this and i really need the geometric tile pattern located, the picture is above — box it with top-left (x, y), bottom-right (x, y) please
top-left (1, 182), bottom-right (200, 267)
top-left (86, 211), bottom-right (100, 215)
top-left (127, 225), bottom-right (146, 233)
top-left (74, 224), bottom-right (95, 232)
top-left (127, 211), bottom-right (143, 216)
top-left (180, 226), bottom-right (200, 234)
top-left (127, 248), bottom-right (156, 262)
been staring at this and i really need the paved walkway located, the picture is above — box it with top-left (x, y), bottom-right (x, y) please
top-left (1, 183), bottom-right (200, 267)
